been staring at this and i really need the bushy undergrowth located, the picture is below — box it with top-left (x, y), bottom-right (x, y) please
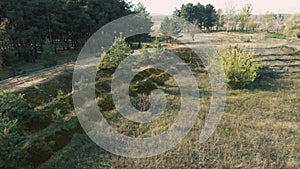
top-left (0, 113), bottom-right (24, 168)
top-left (0, 90), bottom-right (35, 121)
top-left (0, 55), bottom-right (3, 76)
top-left (0, 89), bottom-right (75, 168)
top-left (0, 90), bottom-right (36, 168)
top-left (265, 33), bottom-right (286, 39)
top-left (284, 14), bottom-right (300, 38)
top-left (216, 46), bottom-right (260, 89)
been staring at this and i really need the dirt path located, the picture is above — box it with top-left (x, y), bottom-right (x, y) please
top-left (0, 63), bottom-right (75, 92)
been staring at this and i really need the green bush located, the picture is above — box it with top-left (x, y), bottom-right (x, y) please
top-left (0, 90), bottom-right (35, 121)
top-left (0, 90), bottom-right (34, 168)
top-left (296, 131), bottom-right (300, 141)
top-left (42, 39), bottom-right (57, 68)
top-left (108, 33), bottom-right (132, 66)
top-left (97, 52), bottom-right (112, 69)
top-left (56, 89), bottom-right (65, 100)
top-left (217, 46), bottom-right (260, 89)
top-left (241, 37), bottom-right (251, 43)
top-left (0, 55), bottom-right (3, 76)
top-left (265, 33), bottom-right (286, 39)
top-left (151, 38), bottom-right (162, 49)
top-left (52, 108), bottom-right (64, 123)
top-left (0, 113), bottom-right (25, 168)
top-left (98, 33), bottom-right (132, 69)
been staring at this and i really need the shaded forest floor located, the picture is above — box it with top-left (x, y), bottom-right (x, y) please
top-left (0, 50), bottom-right (79, 81)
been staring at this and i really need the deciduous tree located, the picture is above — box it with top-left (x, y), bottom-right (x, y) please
top-left (284, 14), bottom-right (300, 38)
top-left (174, 3), bottom-right (217, 30)
top-left (264, 12), bottom-right (276, 32)
top-left (160, 17), bottom-right (182, 42)
top-left (239, 4), bottom-right (252, 31)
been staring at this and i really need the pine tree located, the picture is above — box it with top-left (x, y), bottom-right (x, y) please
top-left (0, 0), bottom-right (134, 66)
top-left (41, 39), bottom-right (57, 68)
top-left (175, 3), bottom-right (218, 30)
top-left (109, 33), bottom-right (132, 66)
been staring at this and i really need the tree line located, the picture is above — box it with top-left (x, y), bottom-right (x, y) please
top-left (0, 0), bottom-right (133, 66)
top-left (161, 2), bottom-right (299, 38)
top-left (160, 3), bottom-right (300, 41)
top-left (173, 3), bottom-right (218, 31)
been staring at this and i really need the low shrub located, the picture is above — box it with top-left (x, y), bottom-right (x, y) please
top-left (265, 33), bottom-right (286, 39)
top-left (0, 55), bottom-right (3, 76)
top-left (241, 37), bottom-right (251, 43)
top-left (51, 108), bottom-right (64, 123)
top-left (56, 89), bottom-right (65, 100)
top-left (216, 46), bottom-right (260, 89)
top-left (296, 131), bottom-right (300, 141)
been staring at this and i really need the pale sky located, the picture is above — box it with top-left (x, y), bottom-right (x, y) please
top-left (130, 0), bottom-right (300, 15)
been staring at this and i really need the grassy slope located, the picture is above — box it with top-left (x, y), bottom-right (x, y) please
top-left (38, 74), bottom-right (300, 169)
top-left (6, 32), bottom-right (299, 168)
top-left (39, 32), bottom-right (300, 168)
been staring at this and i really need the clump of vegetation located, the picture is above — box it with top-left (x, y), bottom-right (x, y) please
top-left (41, 39), bottom-right (57, 68)
top-left (0, 90), bottom-right (35, 121)
top-left (160, 17), bottom-right (182, 42)
top-left (0, 90), bottom-right (37, 168)
top-left (284, 14), bottom-right (300, 38)
top-left (98, 33), bottom-right (132, 69)
top-left (51, 108), bottom-right (64, 123)
top-left (216, 46), bottom-right (260, 88)
top-left (137, 44), bottom-right (151, 63)
top-left (241, 37), bottom-right (251, 42)
top-left (0, 113), bottom-right (24, 168)
top-left (238, 4), bottom-right (252, 31)
top-left (56, 89), bottom-right (65, 100)
top-left (71, 54), bottom-right (78, 62)
top-left (151, 38), bottom-right (162, 49)
top-left (108, 34), bottom-right (132, 65)
top-left (265, 33), bottom-right (286, 39)
top-left (0, 55), bottom-right (3, 76)
top-left (296, 132), bottom-right (300, 141)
